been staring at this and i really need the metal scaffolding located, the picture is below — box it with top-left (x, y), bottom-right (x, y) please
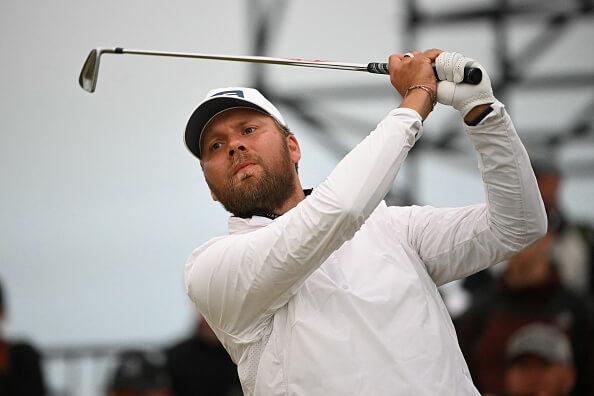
top-left (247, 0), bottom-right (594, 200)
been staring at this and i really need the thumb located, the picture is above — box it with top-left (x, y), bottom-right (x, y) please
top-left (437, 81), bottom-right (456, 105)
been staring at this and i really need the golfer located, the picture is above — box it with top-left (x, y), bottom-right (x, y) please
top-left (183, 49), bottom-right (547, 395)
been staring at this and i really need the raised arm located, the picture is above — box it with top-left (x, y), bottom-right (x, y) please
top-left (398, 52), bottom-right (547, 286)
top-left (185, 51), bottom-right (443, 340)
top-left (186, 109), bottom-right (421, 339)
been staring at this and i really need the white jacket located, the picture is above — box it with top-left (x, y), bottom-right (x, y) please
top-left (185, 103), bottom-right (547, 395)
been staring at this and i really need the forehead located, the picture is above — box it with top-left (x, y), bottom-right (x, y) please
top-left (203, 108), bottom-right (272, 136)
top-left (199, 108), bottom-right (279, 158)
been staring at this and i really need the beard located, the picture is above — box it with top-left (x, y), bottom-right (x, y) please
top-left (206, 140), bottom-right (296, 218)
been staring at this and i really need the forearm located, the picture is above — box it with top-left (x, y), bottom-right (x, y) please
top-left (317, 108), bottom-right (421, 221)
top-left (251, 108), bottom-right (422, 314)
top-left (467, 101), bottom-right (547, 251)
top-left (405, 51), bottom-right (546, 285)
top-left (400, 89), bottom-right (433, 121)
top-left (281, 108), bottom-right (421, 275)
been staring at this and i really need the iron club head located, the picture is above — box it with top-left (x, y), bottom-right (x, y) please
top-left (79, 49), bottom-right (100, 93)
top-left (79, 48), bottom-right (118, 93)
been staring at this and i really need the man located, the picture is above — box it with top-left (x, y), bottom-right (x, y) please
top-left (532, 159), bottom-right (593, 295)
top-left (183, 49), bottom-right (547, 395)
top-left (106, 350), bottom-right (171, 396)
top-left (0, 278), bottom-right (46, 396)
top-left (165, 314), bottom-right (242, 396)
top-left (503, 324), bottom-right (576, 396)
top-left (456, 224), bottom-right (594, 395)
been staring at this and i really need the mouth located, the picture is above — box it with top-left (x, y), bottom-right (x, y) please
top-left (234, 161), bottom-right (256, 175)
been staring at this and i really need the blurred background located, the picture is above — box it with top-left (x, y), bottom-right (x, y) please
top-left (1, 0), bottom-right (593, 395)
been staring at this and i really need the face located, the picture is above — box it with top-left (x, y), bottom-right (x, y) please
top-left (504, 355), bottom-right (575, 396)
top-left (536, 173), bottom-right (561, 211)
top-left (504, 231), bottom-right (554, 288)
top-left (200, 108), bottom-right (301, 217)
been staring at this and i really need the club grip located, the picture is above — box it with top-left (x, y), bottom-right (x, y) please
top-left (366, 62), bottom-right (390, 74)
top-left (366, 62), bottom-right (482, 85)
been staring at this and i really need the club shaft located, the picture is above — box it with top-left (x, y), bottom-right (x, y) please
top-left (111, 47), bottom-right (369, 72)
top-left (80, 47), bottom-right (482, 93)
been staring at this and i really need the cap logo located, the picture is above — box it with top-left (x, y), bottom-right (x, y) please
top-left (211, 89), bottom-right (244, 98)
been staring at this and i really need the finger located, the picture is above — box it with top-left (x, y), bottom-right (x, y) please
top-left (446, 52), bottom-right (459, 81)
top-left (436, 81), bottom-right (456, 106)
top-left (435, 52), bottom-right (447, 81)
top-left (453, 55), bottom-right (474, 83)
top-left (440, 52), bottom-right (453, 81)
top-left (449, 53), bottom-right (465, 82)
top-left (450, 52), bottom-right (464, 83)
top-left (402, 51), bottom-right (422, 60)
top-left (388, 54), bottom-right (404, 69)
top-left (408, 51), bottom-right (422, 60)
top-left (423, 48), bottom-right (443, 62)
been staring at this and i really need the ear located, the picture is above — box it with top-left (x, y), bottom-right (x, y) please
top-left (287, 134), bottom-right (301, 165)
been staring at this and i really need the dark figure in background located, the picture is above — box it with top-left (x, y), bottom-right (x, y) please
top-left (503, 324), bottom-right (576, 396)
top-left (0, 278), bottom-right (46, 396)
top-left (106, 349), bottom-right (172, 396)
top-left (456, 226), bottom-right (594, 395)
top-left (462, 160), bottom-right (594, 302)
top-left (166, 315), bottom-right (241, 396)
top-left (532, 160), bottom-right (594, 296)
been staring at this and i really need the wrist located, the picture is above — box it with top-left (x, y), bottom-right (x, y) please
top-left (400, 86), bottom-right (435, 120)
top-left (464, 103), bottom-right (493, 125)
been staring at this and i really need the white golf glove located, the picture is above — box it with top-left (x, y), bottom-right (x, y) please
top-left (435, 52), bottom-right (495, 117)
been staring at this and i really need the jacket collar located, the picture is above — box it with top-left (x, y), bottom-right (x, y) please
top-left (228, 215), bottom-right (273, 234)
top-left (226, 188), bottom-right (312, 235)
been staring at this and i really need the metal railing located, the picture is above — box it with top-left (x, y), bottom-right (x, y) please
top-left (43, 342), bottom-right (163, 396)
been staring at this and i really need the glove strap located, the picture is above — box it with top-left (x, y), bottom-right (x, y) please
top-left (405, 85), bottom-right (436, 110)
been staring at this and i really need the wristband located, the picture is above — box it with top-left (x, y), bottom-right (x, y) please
top-left (405, 84), bottom-right (437, 111)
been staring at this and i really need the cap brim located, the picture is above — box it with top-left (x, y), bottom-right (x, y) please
top-left (508, 351), bottom-right (556, 365)
top-left (185, 97), bottom-right (269, 159)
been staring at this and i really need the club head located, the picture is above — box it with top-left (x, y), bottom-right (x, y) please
top-left (79, 49), bottom-right (102, 93)
top-left (79, 48), bottom-right (118, 93)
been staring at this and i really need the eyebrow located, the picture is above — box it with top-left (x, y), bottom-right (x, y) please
top-left (202, 117), bottom-right (267, 148)
top-left (202, 129), bottom-right (223, 143)
top-left (206, 117), bottom-right (265, 137)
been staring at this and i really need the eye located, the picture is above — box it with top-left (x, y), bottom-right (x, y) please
top-left (243, 126), bottom-right (256, 135)
top-left (210, 142), bottom-right (223, 151)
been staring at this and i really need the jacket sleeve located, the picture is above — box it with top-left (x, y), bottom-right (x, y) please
top-left (185, 108), bottom-right (422, 341)
top-left (394, 101), bottom-right (547, 286)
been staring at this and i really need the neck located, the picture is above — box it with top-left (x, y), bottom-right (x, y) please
top-left (273, 180), bottom-right (306, 215)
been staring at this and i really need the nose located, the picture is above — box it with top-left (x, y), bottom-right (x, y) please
top-left (228, 136), bottom-right (247, 157)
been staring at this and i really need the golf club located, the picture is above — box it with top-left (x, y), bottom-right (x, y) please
top-left (79, 47), bottom-right (482, 93)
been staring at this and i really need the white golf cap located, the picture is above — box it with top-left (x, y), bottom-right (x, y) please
top-left (184, 87), bottom-right (287, 159)
top-left (506, 323), bottom-right (573, 365)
